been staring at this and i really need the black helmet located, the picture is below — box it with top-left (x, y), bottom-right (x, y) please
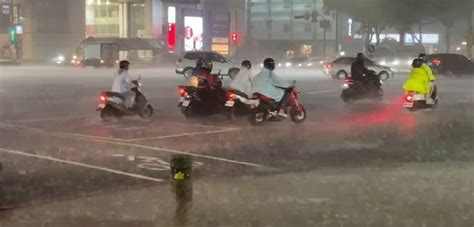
top-left (263, 58), bottom-right (276, 71)
top-left (196, 58), bottom-right (204, 68)
top-left (418, 53), bottom-right (426, 62)
top-left (119, 60), bottom-right (130, 69)
top-left (241, 60), bottom-right (252, 69)
top-left (356, 53), bottom-right (364, 62)
top-left (412, 58), bottom-right (424, 68)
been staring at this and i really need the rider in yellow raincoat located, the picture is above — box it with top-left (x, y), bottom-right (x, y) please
top-left (403, 58), bottom-right (430, 95)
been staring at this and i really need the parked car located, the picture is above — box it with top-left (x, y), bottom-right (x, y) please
top-left (425, 53), bottom-right (474, 76)
top-left (324, 56), bottom-right (395, 80)
top-left (176, 51), bottom-right (240, 78)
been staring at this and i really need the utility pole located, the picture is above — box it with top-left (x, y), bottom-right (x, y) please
top-left (467, 1), bottom-right (473, 58)
top-left (294, 10), bottom-right (330, 58)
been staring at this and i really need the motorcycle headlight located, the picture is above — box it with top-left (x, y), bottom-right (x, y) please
top-left (57, 56), bottom-right (65, 62)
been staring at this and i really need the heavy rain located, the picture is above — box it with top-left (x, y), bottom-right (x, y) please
top-left (0, 0), bottom-right (473, 226)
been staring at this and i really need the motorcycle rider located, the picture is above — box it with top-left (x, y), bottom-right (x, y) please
top-left (351, 53), bottom-right (371, 82)
top-left (252, 58), bottom-right (290, 117)
top-left (404, 58), bottom-right (431, 99)
top-left (193, 58), bottom-right (222, 89)
top-left (351, 53), bottom-right (380, 89)
top-left (229, 60), bottom-right (253, 97)
top-left (418, 53), bottom-right (437, 104)
top-left (111, 60), bottom-right (135, 109)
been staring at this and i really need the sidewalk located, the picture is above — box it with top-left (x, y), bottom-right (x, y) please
top-left (1, 162), bottom-right (473, 227)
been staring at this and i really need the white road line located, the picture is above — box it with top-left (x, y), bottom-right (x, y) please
top-left (304, 89), bottom-right (338, 95)
top-left (0, 122), bottom-right (272, 170)
top-left (5, 114), bottom-right (94, 123)
top-left (126, 128), bottom-right (240, 142)
top-left (168, 121), bottom-right (233, 130)
top-left (0, 147), bottom-right (164, 183)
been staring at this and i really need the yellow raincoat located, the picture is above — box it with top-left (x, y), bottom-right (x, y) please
top-left (403, 67), bottom-right (430, 95)
top-left (422, 63), bottom-right (436, 81)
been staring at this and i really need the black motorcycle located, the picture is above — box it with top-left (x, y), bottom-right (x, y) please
top-left (340, 72), bottom-right (383, 103)
top-left (97, 76), bottom-right (153, 120)
top-left (178, 77), bottom-right (225, 118)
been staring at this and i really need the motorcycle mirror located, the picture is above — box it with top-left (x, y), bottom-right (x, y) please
top-left (292, 80), bottom-right (296, 85)
top-left (138, 75), bottom-right (141, 81)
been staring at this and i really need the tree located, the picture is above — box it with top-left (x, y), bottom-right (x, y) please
top-left (426, 0), bottom-right (471, 52)
top-left (325, 0), bottom-right (389, 48)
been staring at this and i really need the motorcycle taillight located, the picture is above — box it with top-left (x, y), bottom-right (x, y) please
top-left (99, 92), bottom-right (107, 103)
top-left (405, 92), bottom-right (415, 102)
top-left (178, 87), bottom-right (188, 97)
top-left (226, 91), bottom-right (235, 100)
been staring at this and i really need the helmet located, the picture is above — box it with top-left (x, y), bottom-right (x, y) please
top-left (418, 53), bottom-right (427, 62)
top-left (241, 60), bottom-right (252, 69)
top-left (202, 59), bottom-right (213, 71)
top-left (412, 58), bottom-right (424, 68)
top-left (263, 58), bottom-right (276, 71)
top-left (356, 53), bottom-right (364, 62)
top-left (196, 58), bottom-right (204, 68)
top-left (119, 60), bottom-right (130, 70)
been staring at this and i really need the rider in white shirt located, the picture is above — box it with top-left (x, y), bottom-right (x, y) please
top-left (111, 60), bottom-right (135, 109)
top-left (229, 60), bottom-right (253, 97)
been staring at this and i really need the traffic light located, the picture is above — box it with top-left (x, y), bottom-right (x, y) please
top-left (8, 27), bottom-right (16, 43)
top-left (231, 32), bottom-right (238, 43)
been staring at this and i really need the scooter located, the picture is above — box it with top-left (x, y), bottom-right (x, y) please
top-left (224, 89), bottom-right (255, 120)
top-left (97, 76), bottom-right (154, 120)
top-left (177, 77), bottom-right (225, 118)
top-left (248, 82), bottom-right (306, 125)
top-left (403, 87), bottom-right (438, 111)
top-left (340, 74), bottom-right (384, 103)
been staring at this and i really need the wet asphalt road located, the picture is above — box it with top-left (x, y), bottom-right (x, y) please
top-left (0, 65), bottom-right (473, 217)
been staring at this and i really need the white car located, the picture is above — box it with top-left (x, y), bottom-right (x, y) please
top-left (176, 51), bottom-right (240, 78)
top-left (324, 57), bottom-right (395, 81)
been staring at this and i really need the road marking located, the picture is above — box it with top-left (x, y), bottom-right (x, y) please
top-left (304, 89), bottom-right (338, 95)
top-left (0, 147), bottom-right (164, 183)
top-left (5, 114), bottom-right (94, 123)
top-left (168, 121), bottom-right (233, 130)
top-left (126, 128), bottom-right (240, 142)
top-left (0, 122), bottom-right (273, 170)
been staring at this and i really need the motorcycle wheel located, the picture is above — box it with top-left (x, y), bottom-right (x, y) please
top-left (341, 90), bottom-right (354, 104)
top-left (181, 105), bottom-right (193, 119)
top-left (290, 106), bottom-right (306, 124)
top-left (100, 106), bottom-right (114, 121)
top-left (139, 105), bottom-right (154, 119)
top-left (249, 108), bottom-right (266, 125)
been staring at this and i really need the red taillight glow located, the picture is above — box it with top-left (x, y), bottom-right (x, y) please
top-left (178, 88), bottom-right (188, 97)
top-left (227, 91), bottom-right (235, 100)
top-left (405, 92), bottom-right (414, 102)
top-left (99, 93), bottom-right (107, 103)
top-left (432, 59), bottom-right (441, 66)
top-left (344, 79), bottom-right (351, 84)
top-left (324, 63), bottom-right (333, 69)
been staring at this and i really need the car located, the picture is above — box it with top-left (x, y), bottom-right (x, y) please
top-left (425, 53), bottom-right (474, 76)
top-left (324, 56), bottom-right (395, 80)
top-left (176, 51), bottom-right (240, 78)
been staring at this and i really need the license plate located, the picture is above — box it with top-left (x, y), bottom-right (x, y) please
top-left (225, 100), bottom-right (235, 107)
top-left (403, 102), bottom-right (414, 108)
top-left (97, 103), bottom-right (106, 109)
top-left (182, 100), bottom-right (190, 107)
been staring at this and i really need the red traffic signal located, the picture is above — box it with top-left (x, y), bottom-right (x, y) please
top-left (231, 32), bottom-right (239, 42)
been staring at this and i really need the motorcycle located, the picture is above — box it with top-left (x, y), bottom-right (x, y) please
top-left (224, 89), bottom-right (257, 120)
top-left (178, 76), bottom-right (225, 118)
top-left (403, 87), bottom-right (438, 111)
top-left (340, 73), bottom-right (384, 103)
top-left (96, 76), bottom-right (154, 120)
top-left (248, 82), bottom-right (306, 125)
